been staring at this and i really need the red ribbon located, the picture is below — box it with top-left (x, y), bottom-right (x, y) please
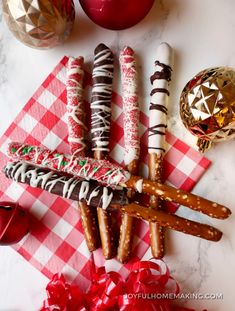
top-left (40, 260), bottom-right (205, 311)
top-left (41, 273), bottom-right (86, 311)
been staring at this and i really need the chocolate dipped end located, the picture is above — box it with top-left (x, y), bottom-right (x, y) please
top-left (4, 162), bottom-right (128, 209)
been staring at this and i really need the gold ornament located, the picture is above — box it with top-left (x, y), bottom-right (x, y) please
top-left (180, 67), bottom-right (235, 152)
top-left (2, 0), bottom-right (75, 49)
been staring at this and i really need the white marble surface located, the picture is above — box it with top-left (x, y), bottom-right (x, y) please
top-left (0, 1), bottom-right (235, 310)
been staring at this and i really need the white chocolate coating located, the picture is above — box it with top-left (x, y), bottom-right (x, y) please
top-left (148, 42), bottom-right (173, 154)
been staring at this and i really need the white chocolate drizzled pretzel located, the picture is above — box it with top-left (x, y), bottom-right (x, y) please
top-left (148, 42), bottom-right (173, 258)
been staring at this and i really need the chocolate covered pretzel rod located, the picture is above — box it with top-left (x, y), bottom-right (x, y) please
top-left (148, 42), bottom-right (173, 258)
top-left (91, 43), bottom-right (114, 155)
top-left (91, 43), bottom-right (115, 259)
top-left (8, 142), bottom-right (231, 219)
top-left (118, 46), bottom-right (140, 263)
top-left (4, 161), bottom-right (128, 209)
top-left (66, 57), bottom-right (100, 251)
top-left (4, 162), bottom-right (222, 242)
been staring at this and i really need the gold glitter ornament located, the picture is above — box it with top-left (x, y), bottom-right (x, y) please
top-left (2, 0), bottom-right (75, 49)
top-left (180, 67), bottom-right (235, 152)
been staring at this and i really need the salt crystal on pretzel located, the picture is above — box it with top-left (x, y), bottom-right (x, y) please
top-left (8, 142), bottom-right (231, 220)
top-left (148, 42), bottom-right (173, 258)
top-left (66, 56), bottom-right (86, 156)
top-left (118, 46), bottom-right (139, 263)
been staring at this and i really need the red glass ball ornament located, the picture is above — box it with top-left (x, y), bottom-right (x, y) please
top-left (79, 0), bottom-right (155, 30)
top-left (0, 202), bottom-right (29, 245)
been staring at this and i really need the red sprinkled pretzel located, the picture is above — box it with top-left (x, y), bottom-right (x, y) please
top-left (118, 46), bottom-right (140, 263)
top-left (66, 56), bottom-right (100, 251)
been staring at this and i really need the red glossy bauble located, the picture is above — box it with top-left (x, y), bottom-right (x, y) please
top-left (79, 0), bottom-right (155, 30)
top-left (0, 201), bottom-right (29, 245)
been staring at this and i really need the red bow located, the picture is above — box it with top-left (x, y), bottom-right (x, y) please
top-left (40, 260), bottom-right (205, 311)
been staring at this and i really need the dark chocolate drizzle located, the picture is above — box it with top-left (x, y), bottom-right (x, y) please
top-left (148, 147), bottom-right (166, 152)
top-left (149, 103), bottom-right (168, 114)
top-left (148, 124), bottom-right (167, 137)
top-left (150, 61), bottom-right (172, 84)
top-left (150, 88), bottom-right (170, 96)
top-left (150, 60), bottom-right (172, 98)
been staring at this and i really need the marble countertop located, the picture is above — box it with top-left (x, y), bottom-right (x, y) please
top-left (1, 1), bottom-right (235, 310)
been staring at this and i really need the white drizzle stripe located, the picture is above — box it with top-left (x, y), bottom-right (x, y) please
top-left (120, 46), bottom-right (140, 165)
top-left (135, 178), bottom-right (143, 193)
top-left (66, 56), bottom-right (86, 156)
top-left (4, 161), bottom-right (116, 210)
top-left (79, 181), bottom-right (90, 200)
top-left (91, 44), bottom-right (114, 153)
top-left (148, 42), bottom-right (173, 154)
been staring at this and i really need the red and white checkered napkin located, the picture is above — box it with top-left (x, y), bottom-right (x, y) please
top-left (0, 57), bottom-right (210, 290)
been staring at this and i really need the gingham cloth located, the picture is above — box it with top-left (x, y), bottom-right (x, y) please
top-left (0, 57), bottom-right (210, 290)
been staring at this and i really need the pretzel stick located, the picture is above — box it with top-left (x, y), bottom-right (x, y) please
top-left (118, 204), bottom-right (222, 242)
top-left (4, 162), bottom-right (222, 242)
top-left (91, 43), bottom-right (115, 259)
top-left (8, 142), bottom-right (231, 220)
top-left (118, 46), bottom-right (140, 263)
top-left (66, 57), bottom-right (100, 251)
top-left (148, 43), bottom-right (173, 258)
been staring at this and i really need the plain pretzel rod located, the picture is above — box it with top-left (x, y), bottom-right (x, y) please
top-left (4, 161), bottom-right (222, 243)
top-left (66, 56), bottom-right (100, 251)
top-left (8, 142), bottom-right (231, 220)
top-left (148, 42), bottom-right (173, 258)
top-left (118, 46), bottom-right (140, 263)
top-left (117, 203), bottom-right (222, 242)
top-left (90, 43), bottom-right (115, 259)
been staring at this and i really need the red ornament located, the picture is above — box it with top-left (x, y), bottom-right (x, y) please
top-left (0, 201), bottom-right (29, 245)
top-left (79, 0), bottom-right (155, 30)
